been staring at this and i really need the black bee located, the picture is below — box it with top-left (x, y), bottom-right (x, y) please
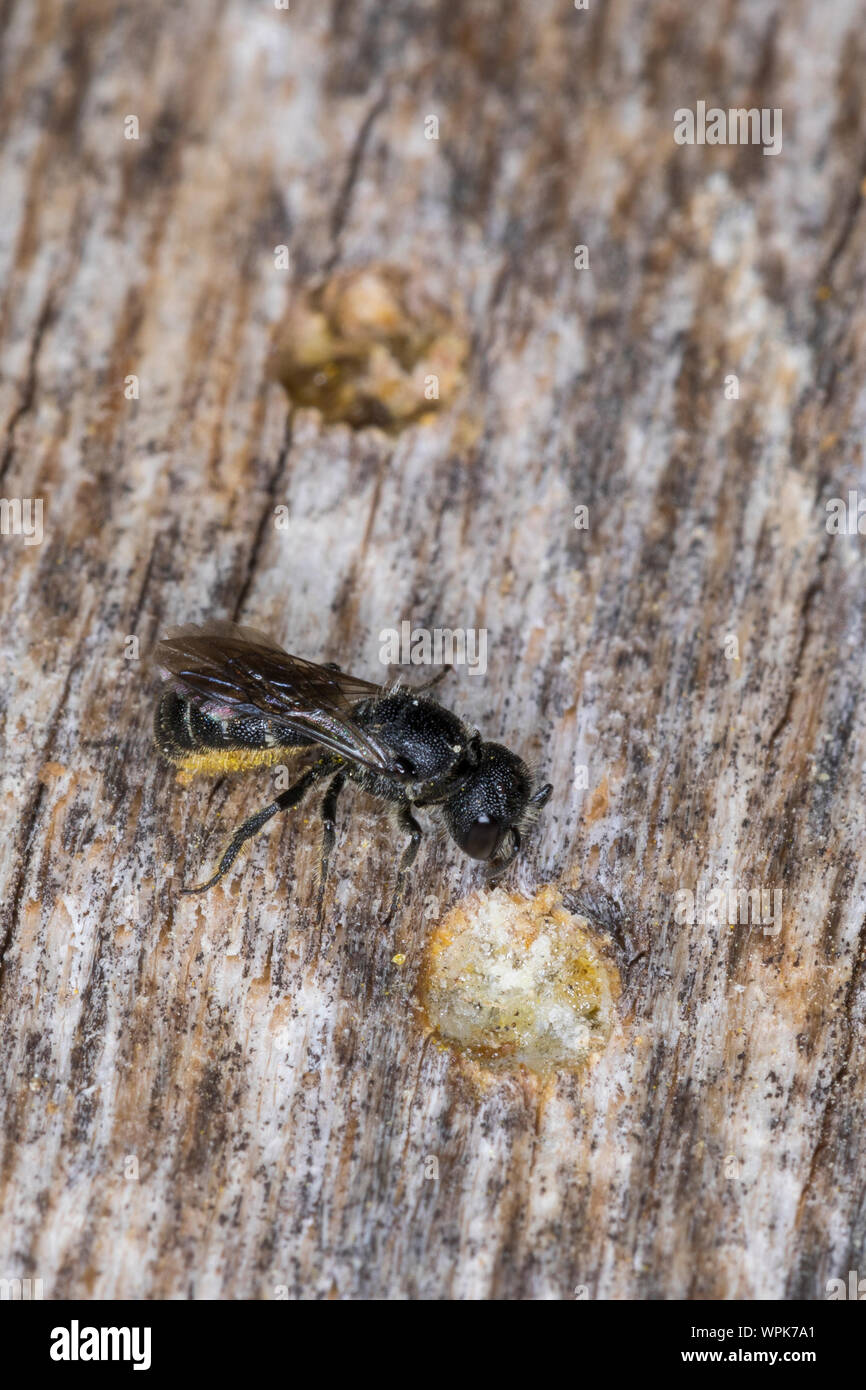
top-left (154, 622), bottom-right (552, 913)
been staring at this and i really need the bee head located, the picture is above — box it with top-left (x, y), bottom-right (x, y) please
top-left (443, 742), bottom-right (552, 864)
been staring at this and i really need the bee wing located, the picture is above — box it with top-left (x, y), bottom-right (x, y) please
top-left (155, 621), bottom-right (403, 776)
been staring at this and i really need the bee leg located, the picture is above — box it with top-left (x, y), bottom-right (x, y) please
top-left (487, 829), bottom-right (520, 883)
top-left (386, 804), bottom-right (423, 923)
top-left (316, 770), bottom-right (346, 919)
top-left (181, 759), bottom-right (335, 894)
top-left (412, 663), bottom-right (452, 693)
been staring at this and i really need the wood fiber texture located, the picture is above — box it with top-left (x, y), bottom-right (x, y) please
top-left (1, 0), bottom-right (865, 1300)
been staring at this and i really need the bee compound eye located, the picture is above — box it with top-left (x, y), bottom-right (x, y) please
top-left (462, 815), bottom-right (503, 860)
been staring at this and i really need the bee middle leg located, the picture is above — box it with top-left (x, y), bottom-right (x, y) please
top-left (181, 756), bottom-right (337, 894)
top-left (386, 803), bottom-right (423, 923)
top-left (316, 770), bottom-right (346, 917)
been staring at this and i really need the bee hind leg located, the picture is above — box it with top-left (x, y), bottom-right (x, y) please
top-left (180, 757), bottom-right (336, 895)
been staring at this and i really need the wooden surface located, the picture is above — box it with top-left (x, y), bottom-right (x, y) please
top-left (1, 0), bottom-right (866, 1300)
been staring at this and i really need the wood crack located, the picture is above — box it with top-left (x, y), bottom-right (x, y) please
top-left (0, 291), bottom-right (55, 488)
top-left (324, 85), bottom-right (390, 271)
top-left (0, 657), bottom-right (76, 990)
top-left (231, 411), bottom-right (294, 621)
top-left (766, 568), bottom-right (825, 753)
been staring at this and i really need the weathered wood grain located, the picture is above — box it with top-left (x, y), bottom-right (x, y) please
top-left (1, 0), bottom-right (866, 1299)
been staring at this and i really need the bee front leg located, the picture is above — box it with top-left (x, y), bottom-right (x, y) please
top-left (487, 828), bottom-right (520, 883)
top-left (181, 757), bottom-right (337, 895)
top-left (386, 804), bottom-right (423, 923)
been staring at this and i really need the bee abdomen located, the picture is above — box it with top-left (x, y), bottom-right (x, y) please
top-left (155, 690), bottom-right (218, 760)
top-left (154, 688), bottom-right (314, 770)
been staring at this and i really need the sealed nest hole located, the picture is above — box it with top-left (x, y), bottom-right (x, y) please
top-left (268, 265), bottom-right (467, 430)
top-left (420, 885), bottom-right (618, 1074)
